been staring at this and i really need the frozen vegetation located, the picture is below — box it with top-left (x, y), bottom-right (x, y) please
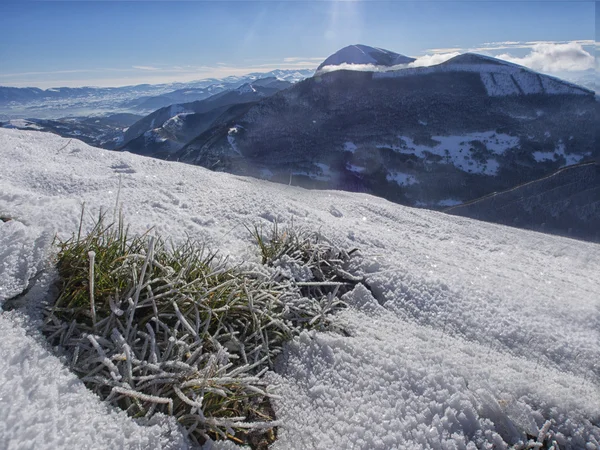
top-left (0, 129), bottom-right (599, 449)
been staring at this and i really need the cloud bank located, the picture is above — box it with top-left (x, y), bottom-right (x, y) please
top-left (317, 52), bottom-right (460, 74)
top-left (495, 42), bottom-right (595, 72)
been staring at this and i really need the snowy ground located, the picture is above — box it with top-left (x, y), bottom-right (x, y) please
top-left (1, 129), bottom-right (599, 449)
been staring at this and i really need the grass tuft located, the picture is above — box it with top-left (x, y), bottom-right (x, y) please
top-left (43, 212), bottom-right (359, 448)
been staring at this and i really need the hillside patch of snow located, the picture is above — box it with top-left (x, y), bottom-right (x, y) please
top-left (0, 129), bottom-right (599, 449)
top-left (227, 125), bottom-right (243, 156)
top-left (438, 198), bottom-right (463, 207)
top-left (533, 141), bottom-right (585, 166)
top-left (386, 171), bottom-right (418, 186)
top-left (343, 141), bottom-right (358, 153)
top-left (391, 132), bottom-right (518, 175)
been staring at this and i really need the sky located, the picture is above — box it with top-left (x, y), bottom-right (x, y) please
top-left (0, 1), bottom-right (595, 88)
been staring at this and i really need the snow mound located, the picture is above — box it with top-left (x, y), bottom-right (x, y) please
top-left (1, 129), bottom-right (599, 449)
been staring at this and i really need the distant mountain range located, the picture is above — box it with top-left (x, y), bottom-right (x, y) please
top-left (0, 69), bottom-right (314, 119)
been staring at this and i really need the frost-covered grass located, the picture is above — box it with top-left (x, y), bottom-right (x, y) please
top-left (41, 212), bottom-right (353, 448)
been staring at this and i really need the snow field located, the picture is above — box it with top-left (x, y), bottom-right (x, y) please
top-left (0, 129), bottom-right (599, 449)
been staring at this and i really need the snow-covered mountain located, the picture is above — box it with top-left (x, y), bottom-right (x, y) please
top-left (376, 53), bottom-right (593, 96)
top-left (317, 44), bottom-right (416, 71)
top-left (1, 129), bottom-right (599, 449)
top-left (171, 52), bottom-right (597, 214)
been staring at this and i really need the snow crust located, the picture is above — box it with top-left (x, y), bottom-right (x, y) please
top-left (1, 129), bottom-right (599, 449)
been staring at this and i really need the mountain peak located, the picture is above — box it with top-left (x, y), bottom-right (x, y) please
top-left (317, 44), bottom-right (416, 71)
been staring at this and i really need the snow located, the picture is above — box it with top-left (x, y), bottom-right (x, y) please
top-left (235, 83), bottom-right (257, 94)
top-left (533, 141), bottom-right (585, 166)
top-left (374, 62), bottom-right (591, 97)
top-left (386, 171), bottom-right (418, 186)
top-left (259, 168), bottom-right (273, 179)
top-left (437, 198), bottom-right (463, 207)
top-left (346, 163), bottom-right (367, 173)
top-left (3, 119), bottom-right (44, 131)
top-left (386, 132), bottom-right (519, 175)
top-left (1, 129), bottom-right (599, 449)
top-left (291, 163), bottom-right (332, 182)
top-left (318, 45), bottom-right (415, 71)
top-left (227, 125), bottom-right (243, 156)
top-left (162, 113), bottom-right (192, 134)
top-left (343, 141), bottom-right (358, 153)
top-left (0, 310), bottom-right (187, 450)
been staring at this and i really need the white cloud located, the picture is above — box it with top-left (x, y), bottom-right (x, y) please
top-left (495, 42), bottom-right (595, 72)
top-left (317, 52), bottom-right (460, 74)
top-left (409, 52), bottom-right (461, 67)
top-left (469, 39), bottom-right (594, 52)
top-left (283, 57), bottom-right (326, 63)
top-left (131, 65), bottom-right (160, 71)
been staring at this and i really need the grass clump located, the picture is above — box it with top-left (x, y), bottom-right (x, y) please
top-left (43, 212), bottom-right (358, 448)
top-left (249, 221), bottom-right (362, 299)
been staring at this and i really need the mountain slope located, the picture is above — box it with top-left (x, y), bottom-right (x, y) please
top-left (120, 78), bottom-right (292, 157)
top-left (173, 53), bottom-right (597, 210)
top-left (1, 129), bottom-right (599, 449)
top-left (317, 44), bottom-right (416, 70)
top-left (445, 161), bottom-right (600, 242)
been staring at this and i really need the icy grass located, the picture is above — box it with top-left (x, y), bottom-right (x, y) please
top-left (42, 213), bottom-right (356, 448)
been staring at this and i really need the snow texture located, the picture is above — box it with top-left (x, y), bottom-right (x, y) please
top-left (1, 129), bottom-right (599, 449)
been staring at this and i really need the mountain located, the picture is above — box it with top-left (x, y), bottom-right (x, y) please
top-left (445, 161), bottom-right (600, 242)
top-left (0, 69), bottom-right (313, 119)
top-left (171, 52), bottom-right (596, 211)
top-left (1, 128), bottom-right (599, 449)
top-left (120, 78), bottom-right (292, 158)
top-left (317, 44), bottom-right (416, 71)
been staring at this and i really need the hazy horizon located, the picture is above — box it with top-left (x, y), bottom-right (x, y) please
top-left (0, 1), bottom-right (595, 89)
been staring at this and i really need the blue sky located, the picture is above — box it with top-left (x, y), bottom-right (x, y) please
top-left (0, 1), bottom-right (595, 88)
